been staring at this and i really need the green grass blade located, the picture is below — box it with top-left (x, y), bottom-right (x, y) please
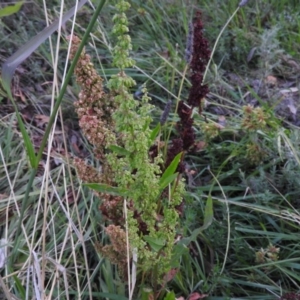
top-left (150, 122), bottom-right (161, 142)
top-left (4, 92), bottom-right (37, 168)
top-left (179, 195), bottom-right (214, 245)
top-left (0, 1), bottom-right (23, 18)
top-left (163, 291), bottom-right (176, 300)
top-left (12, 275), bottom-right (26, 299)
top-left (191, 194), bottom-right (214, 236)
top-left (159, 152), bottom-right (182, 189)
top-left (159, 173), bottom-right (178, 191)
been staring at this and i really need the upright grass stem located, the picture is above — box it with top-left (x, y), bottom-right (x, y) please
top-left (202, 6), bottom-right (241, 84)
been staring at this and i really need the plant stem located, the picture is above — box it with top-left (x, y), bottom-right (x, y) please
top-left (202, 6), bottom-right (240, 84)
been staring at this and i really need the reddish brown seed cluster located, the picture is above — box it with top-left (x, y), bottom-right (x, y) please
top-left (187, 11), bottom-right (211, 112)
top-left (165, 11), bottom-right (210, 172)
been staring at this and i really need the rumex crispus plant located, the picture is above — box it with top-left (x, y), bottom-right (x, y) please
top-left (69, 0), bottom-right (187, 295)
top-left (69, 0), bottom-right (211, 298)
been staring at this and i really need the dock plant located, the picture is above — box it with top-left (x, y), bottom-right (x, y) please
top-left (69, 0), bottom-right (210, 298)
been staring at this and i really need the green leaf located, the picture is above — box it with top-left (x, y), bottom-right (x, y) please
top-left (159, 152), bottom-right (182, 188)
top-left (171, 244), bottom-right (189, 268)
top-left (141, 288), bottom-right (153, 300)
top-left (190, 195), bottom-right (213, 237)
top-left (85, 183), bottom-right (128, 196)
top-left (23, 129), bottom-right (38, 168)
top-left (202, 195), bottom-right (214, 230)
top-left (13, 275), bottom-right (26, 299)
top-left (143, 236), bottom-right (166, 252)
top-left (159, 173), bottom-right (178, 191)
top-left (0, 1), bottom-right (23, 18)
top-left (179, 195), bottom-right (214, 246)
top-left (108, 145), bottom-right (130, 156)
top-left (163, 291), bottom-right (176, 300)
top-left (164, 291), bottom-right (176, 300)
top-left (150, 123), bottom-right (161, 142)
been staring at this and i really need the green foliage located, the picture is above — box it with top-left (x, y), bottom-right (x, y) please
top-left (159, 152), bottom-right (182, 190)
top-left (0, 1), bottom-right (23, 18)
top-left (163, 291), bottom-right (176, 300)
top-left (105, 0), bottom-right (185, 282)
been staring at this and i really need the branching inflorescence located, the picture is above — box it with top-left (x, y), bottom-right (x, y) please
top-left (187, 11), bottom-right (210, 111)
top-left (69, 1), bottom-right (210, 294)
top-left (165, 11), bottom-right (211, 173)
